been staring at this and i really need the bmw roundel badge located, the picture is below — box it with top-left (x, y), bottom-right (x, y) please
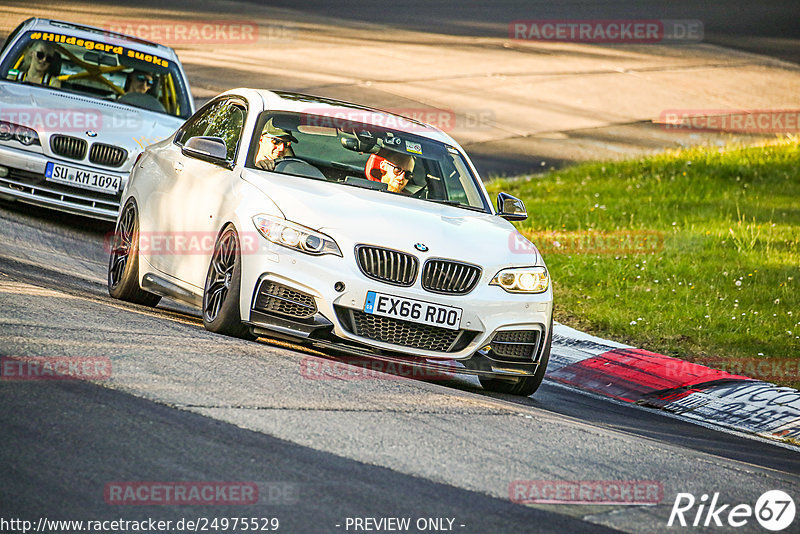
top-left (414, 243), bottom-right (428, 252)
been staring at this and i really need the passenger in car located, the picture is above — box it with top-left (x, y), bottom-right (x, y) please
top-left (17, 42), bottom-right (61, 87)
top-left (255, 119), bottom-right (299, 171)
top-left (365, 149), bottom-right (415, 194)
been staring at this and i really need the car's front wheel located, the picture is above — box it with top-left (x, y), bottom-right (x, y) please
top-left (479, 327), bottom-right (552, 396)
top-left (107, 199), bottom-right (161, 307)
top-left (202, 225), bottom-right (255, 340)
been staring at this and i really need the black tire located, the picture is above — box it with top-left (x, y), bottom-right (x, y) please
top-left (202, 225), bottom-right (255, 340)
top-left (107, 200), bottom-right (161, 307)
top-left (479, 326), bottom-right (552, 397)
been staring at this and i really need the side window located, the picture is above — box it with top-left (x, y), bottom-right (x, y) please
top-left (177, 99), bottom-right (246, 161)
top-left (214, 106), bottom-right (244, 160)
top-left (0, 22), bottom-right (24, 57)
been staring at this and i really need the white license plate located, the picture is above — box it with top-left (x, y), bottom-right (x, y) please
top-left (45, 162), bottom-right (121, 194)
top-left (364, 291), bottom-right (462, 331)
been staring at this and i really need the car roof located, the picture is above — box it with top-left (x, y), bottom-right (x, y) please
top-left (18, 18), bottom-right (179, 60)
top-left (231, 88), bottom-right (456, 145)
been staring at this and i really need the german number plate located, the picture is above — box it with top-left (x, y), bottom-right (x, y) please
top-left (45, 162), bottom-right (120, 194)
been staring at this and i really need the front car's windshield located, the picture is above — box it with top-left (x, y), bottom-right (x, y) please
top-left (246, 111), bottom-right (490, 213)
top-left (0, 30), bottom-right (192, 118)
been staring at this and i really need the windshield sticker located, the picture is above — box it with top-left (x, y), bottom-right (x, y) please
top-left (405, 140), bottom-right (423, 154)
top-left (30, 32), bottom-right (170, 68)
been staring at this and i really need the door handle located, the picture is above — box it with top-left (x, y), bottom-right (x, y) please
top-left (174, 161), bottom-right (184, 172)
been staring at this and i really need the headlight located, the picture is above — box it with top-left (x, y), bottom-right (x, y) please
top-left (490, 266), bottom-right (549, 293)
top-left (252, 214), bottom-right (342, 257)
top-left (0, 121), bottom-right (40, 146)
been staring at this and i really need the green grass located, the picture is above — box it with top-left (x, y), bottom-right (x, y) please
top-left (486, 137), bottom-right (800, 388)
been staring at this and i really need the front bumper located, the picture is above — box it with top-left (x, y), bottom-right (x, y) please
top-left (0, 144), bottom-right (124, 220)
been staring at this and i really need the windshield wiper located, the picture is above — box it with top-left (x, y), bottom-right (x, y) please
top-left (425, 199), bottom-right (487, 213)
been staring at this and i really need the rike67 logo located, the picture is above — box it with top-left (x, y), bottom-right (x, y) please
top-left (668, 490), bottom-right (795, 531)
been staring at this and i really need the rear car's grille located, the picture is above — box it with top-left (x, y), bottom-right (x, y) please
top-left (421, 259), bottom-right (481, 295)
top-left (336, 307), bottom-right (476, 353)
top-left (50, 135), bottom-right (88, 160)
top-left (356, 245), bottom-right (418, 287)
top-left (89, 143), bottom-right (127, 168)
top-left (253, 281), bottom-right (317, 319)
top-left (490, 330), bottom-right (542, 362)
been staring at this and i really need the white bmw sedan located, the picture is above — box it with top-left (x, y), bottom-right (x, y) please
top-left (108, 89), bottom-right (553, 396)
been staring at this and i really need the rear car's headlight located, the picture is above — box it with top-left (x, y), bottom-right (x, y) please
top-left (490, 266), bottom-right (549, 293)
top-left (252, 214), bottom-right (342, 257)
top-left (0, 121), bottom-right (40, 146)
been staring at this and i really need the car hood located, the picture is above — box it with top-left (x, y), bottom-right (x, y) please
top-left (241, 169), bottom-right (542, 267)
top-left (0, 82), bottom-right (184, 171)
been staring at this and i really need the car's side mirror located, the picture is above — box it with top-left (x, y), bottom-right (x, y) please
top-left (497, 192), bottom-right (527, 221)
top-left (182, 136), bottom-right (230, 166)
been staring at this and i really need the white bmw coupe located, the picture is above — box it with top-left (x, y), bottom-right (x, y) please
top-left (108, 89), bottom-right (553, 396)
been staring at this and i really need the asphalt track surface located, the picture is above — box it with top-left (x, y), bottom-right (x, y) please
top-left (3, 0), bottom-right (799, 176)
top-left (252, 0), bottom-right (800, 64)
top-left (232, 0), bottom-right (800, 175)
top-left (1, 2), bottom-right (800, 533)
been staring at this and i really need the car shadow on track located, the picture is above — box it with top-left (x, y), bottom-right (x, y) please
top-left (0, 198), bottom-right (115, 234)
